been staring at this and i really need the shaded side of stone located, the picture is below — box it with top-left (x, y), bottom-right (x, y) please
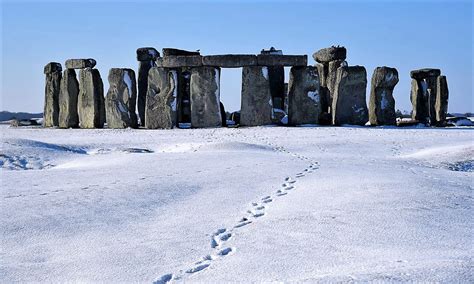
top-left (256, 55), bottom-right (307, 66)
top-left (190, 67), bottom-right (222, 128)
top-left (369, 67), bottom-right (399, 125)
top-left (145, 67), bottom-right (177, 129)
top-left (410, 68), bottom-right (441, 80)
top-left (162, 48), bottom-right (200, 57)
top-left (435, 75), bottom-right (449, 124)
top-left (287, 66), bottom-right (322, 125)
top-left (425, 76), bottom-right (438, 123)
top-left (44, 62), bottom-right (62, 74)
top-left (137, 60), bottom-right (156, 126)
top-left (105, 68), bottom-right (138, 128)
top-left (202, 55), bottom-right (257, 67)
top-left (332, 66), bottom-right (368, 126)
top-left (326, 60), bottom-right (347, 110)
top-left (240, 66), bottom-right (273, 126)
top-left (43, 70), bottom-right (62, 127)
top-left (137, 47), bottom-right (160, 61)
top-left (59, 69), bottom-right (79, 128)
top-left (410, 79), bottom-right (429, 124)
top-left (78, 68), bottom-right (105, 128)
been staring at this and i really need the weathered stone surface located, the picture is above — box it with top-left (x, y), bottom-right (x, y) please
top-left (435, 75), bottom-right (449, 124)
top-left (161, 55), bottom-right (202, 68)
top-left (44, 62), bottom-right (62, 74)
top-left (105, 68), bottom-right (138, 129)
top-left (326, 60), bottom-right (347, 111)
top-left (59, 69), bottom-right (79, 128)
top-left (65, 58), bottom-right (96, 69)
top-left (190, 67), bottom-right (222, 128)
top-left (162, 48), bottom-right (200, 57)
top-left (410, 79), bottom-right (429, 124)
top-left (257, 54), bottom-right (307, 66)
top-left (136, 47), bottom-right (160, 61)
top-left (332, 66), bottom-right (368, 126)
top-left (202, 55), bottom-right (257, 67)
top-left (410, 68), bottom-right (441, 80)
top-left (240, 66), bottom-right (273, 126)
top-left (313, 46), bottom-right (347, 63)
top-left (260, 47), bottom-right (283, 55)
top-left (369, 67), bottom-right (399, 125)
top-left (145, 67), bottom-right (178, 129)
top-left (315, 63), bottom-right (327, 87)
top-left (78, 68), bottom-right (105, 128)
top-left (287, 66), bottom-right (322, 125)
top-left (425, 76), bottom-right (438, 122)
top-left (316, 63), bottom-right (330, 118)
top-left (137, 61), bottom-right (156, 126)
top-left (43, 66), bottom-right (62, 127)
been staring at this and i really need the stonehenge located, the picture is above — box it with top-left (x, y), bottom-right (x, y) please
top-left (43, 45), bottom-right (452, 130)
top-left (332, 66), bottom-right (368, 126)
top-left (369, 67), bottom-right (399, 125)
top-left (410, 68), bottom-right (449, 125)
top-left (287, 66), bottom-right (322, 125)
top-left (43, 62), bottom-right (62, 127)
top-left (59, 69), bottom-right (79, 128)
top-left (105, 68), bottom-right (138, 129)
top-left (78, 67), bottom-right (105, 128)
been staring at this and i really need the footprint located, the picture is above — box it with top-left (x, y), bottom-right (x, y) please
top-left (153, 273), bottom-right (173, 284)
top-left (262, 196), bottom-right (271, 201)
top-left (284, 186), bottom-right (295, 191)
top-left (219, 233), bottom-right (232, 242)
top-left (262, 198), bottom-right (273, 203)
top-left (234, 221), bottom-right (252, 228)
top-left (186, 263), bottom-right (210, 274)
top-left (213, 228), bottom-right (226, 236)
top-left (276, 190), bottom-right (287, 196)
top-left (218, 247), bottom-right (234, 256)
top-left (256, 205), bottom-right (265, 210)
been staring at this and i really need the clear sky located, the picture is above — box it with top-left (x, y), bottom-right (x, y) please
top-left (1, 0), bottom-right (472, 113)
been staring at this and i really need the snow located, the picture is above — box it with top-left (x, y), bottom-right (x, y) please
top-left (123, 70), bottom-right (133, 96)
top-left (1, 125), bottom-right (473, 282)
top-left (307, 90), bottom-right (320, 103)
top-left (261, 67), bottom-right (269, 80)
top-left (170, 70), bottom-right (178, 112)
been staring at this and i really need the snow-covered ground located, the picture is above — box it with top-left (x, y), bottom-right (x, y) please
top-left (1, 125), bottom-right (473, 282)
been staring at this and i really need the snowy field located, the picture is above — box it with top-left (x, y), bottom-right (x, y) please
top-left (1, 124), bottom-right (473, 282)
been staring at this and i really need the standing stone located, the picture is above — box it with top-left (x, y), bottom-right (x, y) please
top-left (43, 62), bottom-right (62, 127)
top-left (105, 68), bottom-right (138, 129)
top-left (78, 68), bottom-right (105, 128)
top-left (137, 47), bottom-right (160, 126)
top-left (327, 60), bottom-right (347, 104)
top-left (369, 67), bottom-right (399, 125)
top-left (287, 66), bottom-right (322, 125)
top-left (410, 79), bottom-right (429, 124)
top-left (59, 69), bottom-right (79, 128)
top-left (435, 75), bottom-right (449, 125)
top-left (312, 46), bottom-right (347, 63)
top-left (190, 67), bottom-right (222, 128)
top-left (145, 67), bottom-right (177, 129)
top-left (240, 66), bottom-right (273, 126)
top-left (425, 76), bottom-right (438, 122)
top-left (332, 66), bottom-right (368, 126)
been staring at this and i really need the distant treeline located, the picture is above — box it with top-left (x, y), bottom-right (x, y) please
top-left (0, 111), bottom-right (43, 121)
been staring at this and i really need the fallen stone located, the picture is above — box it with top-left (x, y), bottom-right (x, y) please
top-left (78, 68), bottom-right (105, 128)
top-left (202, 55), bottom-right (257, 67)
top-left (287, 66), bottom-right (322, 125)
top-left (435, 75), bottom-right (449, 125)
top-left (332, 66), bottom-right (368, 126)
top-left (44, 62), bottom-right (62, 74)
top-left (65, 58), bottom-right (97, 69)
top-left (43, 63), bottom-right (62, 127)
top-left (137, 61), bottom-right (156, 126)
top-left (161, 55), bottom-right (202, 68)
top-left (162, 48), bottom-right (200, 57)
top-left (59, 69), bottom-right (79, 128)
top-left (190, 67), bottom-right (222, 128)
top-left (313, 46), bottom-right (347, 63)
top-left (410, 68), bottom-right (441, 80)
top-left (136, 47), bottom-right (160, 61)
top-left (240, 66), bottom-right (273, 126)
top-left (369, 66), bottom-right (399, 125)
top-left (145, 67), bottom-right (178, 129)
top-left (410, 79), bottom-right (430, 124)
top-left (257, 55), bottom-right (307, 66)
top-left (105, 68), bottom-right (138, 128)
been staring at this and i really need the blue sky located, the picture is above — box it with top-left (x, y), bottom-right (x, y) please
top-left (1, 0), bottom-right (472, 113)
